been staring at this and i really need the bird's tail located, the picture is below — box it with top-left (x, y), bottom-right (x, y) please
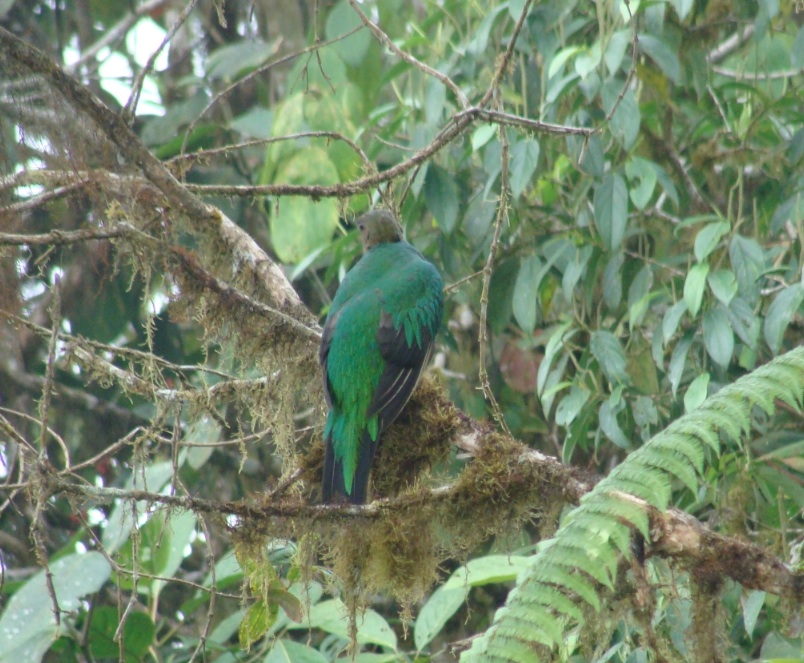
top-left (322, 430), bottom-right (376, 505)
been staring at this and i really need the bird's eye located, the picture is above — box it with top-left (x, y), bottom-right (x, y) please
top-left (358, 223), bottom-right (365, 230)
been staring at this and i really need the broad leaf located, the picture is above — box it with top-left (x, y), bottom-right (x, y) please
top-left (594, 171), bottom-right (628, 251)
top-left (0, 553), bottom-right (111, 663)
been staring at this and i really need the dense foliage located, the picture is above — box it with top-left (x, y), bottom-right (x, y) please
top-left (1, 0), bottom-right (803, 661)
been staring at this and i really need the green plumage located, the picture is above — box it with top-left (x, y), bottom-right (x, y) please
top-left (320, 210), bottom-right (443, 504)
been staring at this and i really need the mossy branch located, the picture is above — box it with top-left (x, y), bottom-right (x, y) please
top-left (462, 347), bottom-right (804, 662)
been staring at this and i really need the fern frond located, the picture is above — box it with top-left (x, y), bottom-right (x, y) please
top-left (636, 446), bottom-right (700, 494)
top-left (576, 494), bottom-right (649, 540)
top-left (601, 467), bottom-right (672, 508)
top-left (650, 432), bottom-right (705, 472)
top-left (528, 561), bottom-right (601, 610)
top-left (517, 584), bottom-right (585, 622)
top-left (460, 347), bottom-right (804, 663)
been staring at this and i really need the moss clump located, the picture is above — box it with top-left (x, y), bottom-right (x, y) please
top-left (437, 431), bottom-right (564, 552)
top-left (298, 375), bottom-right (460, 502)
top-left (371, 376), bottom-right (459, 498)
top-left (328, 505), bottom-right (438, 623)
top-left (689, 573), bottom-right (725, 662)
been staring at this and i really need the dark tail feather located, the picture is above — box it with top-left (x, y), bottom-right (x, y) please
top-left (322, 431), bottom-right (377, 505)
top-left (321, 435), bottom-right (346, 503)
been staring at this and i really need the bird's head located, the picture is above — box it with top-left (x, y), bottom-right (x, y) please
top-left (357, 209), bottom-right (404, 251)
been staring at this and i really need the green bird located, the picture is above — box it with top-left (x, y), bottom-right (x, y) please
top-left (320, 209), bottom-right (443, 504)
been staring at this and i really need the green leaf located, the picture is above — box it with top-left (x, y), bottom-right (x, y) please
top-left (759, 632), bottom-right (803, 659)
top-left (663, 299), bottom-right (687, 344)
top-left (88, 608), bottom-right (155, 661)
top-left (140, 92), bottom-right (208, 147)
top-left (563, 245), bottom-right (592, 299)
top-left (512, 255), bottom-right (543, 333)
top-left (729, 235), bottom-right (765, 305)
top-left (728, 296), bottom-right (760, 349)
top-left (741, 590), bottom-right (765, 639)
top-left (229, 107), bottom-right (273, 139)
top-left (591, 330), bottom-right (629, 385)
top-left (707, 269), bottom-right (738, 306)
top-left (556, 386), bottom-right (591, 427)
top-left (625, 157), bottom-right (657, 210)
top-left (443, 555), bottom-right (531, 589)
top-left (240, 601), bottom-right (278, 650)
top-left (466, 4), bottom-right (507, 56)
top-left (326, 0), bottom-right (372, 67)
top-left (303, 88), bottom-right (362, 183)
top-left (604, 30), bottom-right (631, 74)
top-left (414, 586), bottom-right (465, 651)
top-left (290, 600), bottom-right (398, 650)
top-left (509, 138), bottom-right (540, 199)
top-left (600, 399), bottom-right (630, 448)
top-left (265, 640), bottom-right (328, 663)
top-left (703, 307), bottom-right (734, 369)
top-left (548, 46), bottom-right (581, 78)
top-left (424, 164), bottom-right (460, 233)
top-left (627, 267), bottom-right (654, 329)
top-left (537, 321), bottom-right (575, 396)
top-left (103, 461), bottom-right (175, 552)
top-left (425, 77), bottom-right (447, 125)
top-left (603, 251), bottom-right (624, 309)
top-left (270, 148), bottom-right (340, 263)
top-left (669, 331), bottom-right (694, 395)
top-left (186, 417), bottom-right (220, 470)
top-left (575, 41), bottom-right (602, 78)
top-left (602, 81), bottom-right (640, 149)
top-left (471, 123), bottom-right (496, 151)
top-left (638, 34), bottom-right (681, 82)
top-left (261, 93), bottom-right (306, 181)
top-left (0, 552), bottom-right (111, 663)
top-left (694, 221), bottom-right (730, 262)
top-left (793, 25), bottom-right (804, 67)
top-left (158, 509), bottom-right (196, 576)
top-left (684, 373), bottom-right (710, 413)
top-left (670, 0), bottom-right (693, 20)
top-left (205, 39), bottom-right (281, 80)
top-left (628, 337), bottom-right (660, 395)
top-left (594, 172), bottom-right (628, 251)
top-left (683, 262), bottom-right (710, 317)
top-left (764, 284), bottom-right (804, 354)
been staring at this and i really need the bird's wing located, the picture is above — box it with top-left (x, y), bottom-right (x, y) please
top-left (319, 308), bottom-right (341, 409)
top-left (367, 309), bottom-right (436, 431)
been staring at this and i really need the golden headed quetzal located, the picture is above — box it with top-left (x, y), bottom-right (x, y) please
top-left (320, 209), bottom-right (443, 504)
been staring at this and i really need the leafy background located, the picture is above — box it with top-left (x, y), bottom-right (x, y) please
top-left (1, 0), bottom-right (803, 661)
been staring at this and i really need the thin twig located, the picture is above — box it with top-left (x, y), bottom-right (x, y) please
top-left (178, 24), bottom-right (365, 160)
top-left (171, 131), bottom-right (373, 173)
top-left (113, 500), bottom-right (141, 645)
top-left (444, 269), bottom-right (484, 295)
top-left (188, 514), bottom-right (216, 663)
top-left (0, 225), bottom-right (135, 246)
top-left (596, 0), bottom-right (638, 133)
top-left (66, 0), bottom-right (172, 73)
top-left (38, 278), bottom-right (61, 458)
top-left (1, 180), bottom-right (89, 215)
top-left (347, 0), bottom-right (469, 109)
top-left (477, 125), bottom-right (512, 437)
top-left (706, 25), bottom-right (755, 65)
top-left (125, 0), bottom-right (201, 119)
top-left (0, 407), bottom-right (70, 469)
top-left (712, 65), bottom-right (804, 80)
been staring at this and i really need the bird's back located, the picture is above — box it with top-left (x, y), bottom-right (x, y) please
top-left (321, 240), bottom-right (442, 503)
